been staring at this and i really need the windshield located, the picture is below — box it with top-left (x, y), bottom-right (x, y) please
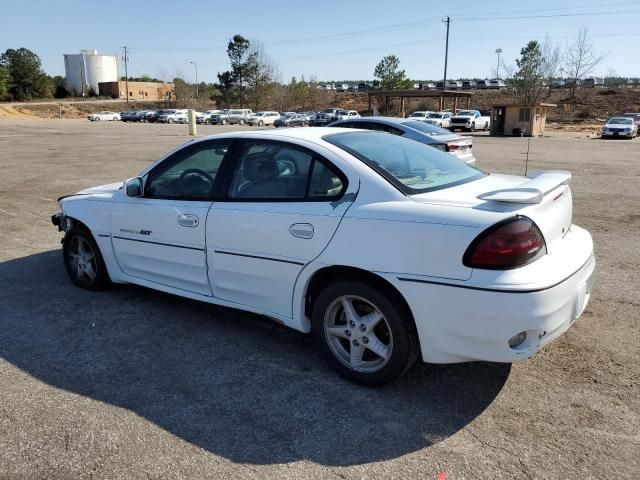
top-left (322, 109), bottom-right (335, 113)
top-left (324, 131), bottom-right (484, 194)
top-left (409, 112), bottom-right (426, 117)
top-left (254, 112), bottom-right (264, 116)
top-left (427, 113), bottom-right (443, 118)
top-left (229, 110), bottom-right (241, 114)
top-left (402, 120), bottom-right (451, 136)
top-left (456, 111), bottom-right (476, 116)
top-left (609, 118), bottom-right (633, 124)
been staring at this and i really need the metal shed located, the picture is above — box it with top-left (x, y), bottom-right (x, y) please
top-left (491, 103), bottom-right (556, 137)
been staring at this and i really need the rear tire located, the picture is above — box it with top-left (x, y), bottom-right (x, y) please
top-left (258, 120), bottom-right (264, 126)
top-left (239, 119), bottom-right (245, 125)
top-left (63, 226), bottom-right (111, 291)
top-left (312, 280), bottom-right (419, 386)
top-left (221, 118), bottom-right (227, 125)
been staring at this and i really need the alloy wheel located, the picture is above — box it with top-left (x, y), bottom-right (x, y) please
top-left (67, 235), bottom-right (97, 286)
top-left (323, 295), bottom-right (393, 373)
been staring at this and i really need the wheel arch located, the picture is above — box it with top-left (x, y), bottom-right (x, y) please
top-left (300, 265), bottom-right (417, 338)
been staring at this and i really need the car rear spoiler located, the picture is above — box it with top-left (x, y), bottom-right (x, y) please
top-left (477, 171), bottom-right (571, 204)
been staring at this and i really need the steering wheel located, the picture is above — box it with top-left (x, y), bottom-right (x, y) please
top-left (180, 168), bottom-right (215, 185)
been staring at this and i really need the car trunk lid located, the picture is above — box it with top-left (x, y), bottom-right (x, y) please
top-left (411, 171), bottom-right (573, 252)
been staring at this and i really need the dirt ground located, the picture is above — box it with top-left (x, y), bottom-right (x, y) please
top-left (0, 118), bottom-right (638, 479)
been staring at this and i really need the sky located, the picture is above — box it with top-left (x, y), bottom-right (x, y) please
top-left (1, 0), bottom-right (639, 83)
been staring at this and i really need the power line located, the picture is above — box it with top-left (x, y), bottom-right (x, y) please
top-left (456, 9), bottom-right (640, 22)
top-left (123, 6), bottom-right (640, 53)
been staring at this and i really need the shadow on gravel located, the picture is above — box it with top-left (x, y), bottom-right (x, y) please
top-left (0, 250), bottom-right (510, 466)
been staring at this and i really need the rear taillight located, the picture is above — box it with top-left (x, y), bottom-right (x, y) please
top-left (463, 216), bottom-right (547, 269)
top-left (446, 143), bottom-right (459, 151)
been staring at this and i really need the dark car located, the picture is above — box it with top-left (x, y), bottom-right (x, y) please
top-left (313, 108), bottom-right (343, 126)
top-left (120, 111), bottom-right (137, 122)
top-left (623, 112), bottom-right (640, 130)
top-left (462, 80), bottom-right (477, 89)
top-left (274, 113), bottom-right (308, 128)
top-left (147, 109), bottom-right (172, 123)
top-left (329, 116), bottom-right (476, 165)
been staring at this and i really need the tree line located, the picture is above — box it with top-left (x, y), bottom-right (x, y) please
top-left (0, 29), bottom-right (632, 105)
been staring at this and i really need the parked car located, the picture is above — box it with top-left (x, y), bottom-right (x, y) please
top-left (329, 116), bottom-right (476, 164)
top-left (446, 81), bottom-right (462, 90)
top-left (488, 79), bottom-right (507, 89)
top-left (335, 110), bottom-right (360, 121)
top-left (424, 112), bottom-right (453, 128)
top-left (174, 111), bottom-right (190, 124)
top-left (601, 117), bottom-right (638, 139)
top-left (196, 110), bottom-right (223, 124)
top-left (227, 109), bottom-right (253, 125)
top-left (582, 78), bottom-right (604, 88)
top-left (52, 128), bottom-right (594, 386)
top-left (119, 111), bottom-right (136, 122)
top-left (130, 110), bottom-right (152, 122)
top-left (421, 82), bottom-right (437, 90)
top-left (209, 110), bottom-right (230, 125)
top-left (157, 110), bottom-right (178, 123)
top-left (476, 80), bottom-right (490, 89)
top-left (274, 113), bottom-right (308, 127)
top-left (550, 80), bottom-right (566, 89)
top-left (407, 111), bottom-right (432, 121)
top-left (147, 110), bottom-right (171, 123)
top-left (449, 110), bottom-right (491, 131)
top-left (248, 111), bottom-right (280, 126)
top-left (622, 112), bottom-right (640, 131)
top-left (88, 111), bottom-right (120, 121)
top-left (313, 108), bottom-right (343, 126)
top-left (462, 80), bottom-right (477, 90)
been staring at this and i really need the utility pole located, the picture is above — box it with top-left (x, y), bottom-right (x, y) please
top-left (495, 48), bottom-right (503, 80)
top-left (442, 16), bottom-right (450, 93)
top-left (190, 61), bottom-right (198, 99)
top-left (121, 46), bottom-right (130, 104)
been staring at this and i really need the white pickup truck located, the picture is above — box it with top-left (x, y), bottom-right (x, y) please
top-left (449, 110), bottom-right (490, 132)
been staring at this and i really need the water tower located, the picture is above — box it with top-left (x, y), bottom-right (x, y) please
top-left (63, 49), bottom-right (118, 96)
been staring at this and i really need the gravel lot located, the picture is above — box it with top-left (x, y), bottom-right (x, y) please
top-left (0, 119), bottom-right (638, 480)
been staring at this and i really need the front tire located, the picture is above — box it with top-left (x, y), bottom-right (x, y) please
top-left (63, 226), bottom-right (111, 291)
top-left (258, 120), bottom-right (264, 126)
top-left (221, 118), bottom-right (227, 125)
top-left (239, 119), bottom-right (245, 125)
top-left (312, 280), bottom-right (418, 386)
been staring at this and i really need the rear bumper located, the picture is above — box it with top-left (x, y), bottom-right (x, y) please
top-left (393, 225), bottom-right (595, 363)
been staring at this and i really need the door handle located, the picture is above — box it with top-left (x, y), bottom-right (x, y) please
top-left (177, 214), bottom-right (199, 227)
top-left (290, 223), bottom-right (314, 239)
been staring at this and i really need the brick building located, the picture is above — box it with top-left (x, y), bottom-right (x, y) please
top-left (98, 81), bottom-right (175, 100)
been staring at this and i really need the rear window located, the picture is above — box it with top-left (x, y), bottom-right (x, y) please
top-left (324, 131), bottom-right (484, 194)
top-left (402, 120), bottom-right (451, 136)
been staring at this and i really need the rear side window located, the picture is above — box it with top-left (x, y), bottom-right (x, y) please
top-left (226, 140), bottom-right (345, 201)
top-left (324, 131), bottom-right (484, 194)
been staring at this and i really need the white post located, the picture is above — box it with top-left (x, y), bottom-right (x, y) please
top-left (188, 109), bottom-right (197, 136)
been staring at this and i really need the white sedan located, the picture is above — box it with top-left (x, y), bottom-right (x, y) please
top-left (52, 128), bottom-right (595, 386)
top-left (88, 111), bottom-right (120, 121)
top-left (601, 117), bottom-right (637, 139)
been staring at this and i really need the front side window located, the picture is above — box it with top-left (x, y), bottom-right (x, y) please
top-left (227, 141), bottom-right (345, 200)
top-left (145, 140), bottom-right (232, 200)
top-left (324, 131), bottom-right (484, 194)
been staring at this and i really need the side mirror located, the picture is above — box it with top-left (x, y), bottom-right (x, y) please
top-left (124, 177), bottom-right (144, 197)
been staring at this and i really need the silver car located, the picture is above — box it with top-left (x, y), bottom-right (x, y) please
top-left (329, 116), bottom-right (476, 165)
top-left (226, 109), bottom-right (253, 125)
